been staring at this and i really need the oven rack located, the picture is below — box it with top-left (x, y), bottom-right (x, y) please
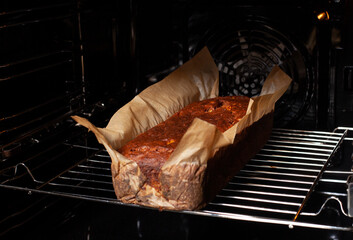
top-left (0, 128), bottom-right (352, 231)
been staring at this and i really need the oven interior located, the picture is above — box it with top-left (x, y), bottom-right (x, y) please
top-left (1, 0), bottom-right (353, 239)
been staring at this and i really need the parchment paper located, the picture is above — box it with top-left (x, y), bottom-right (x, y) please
top-left (72, 47), bottom-right (292, 210)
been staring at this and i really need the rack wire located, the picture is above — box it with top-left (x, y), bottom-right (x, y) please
top-left (0, 128), bottom-right (352, 231)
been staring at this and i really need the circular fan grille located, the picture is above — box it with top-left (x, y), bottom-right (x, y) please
top-left (193, 18), bottom-right (314, 127)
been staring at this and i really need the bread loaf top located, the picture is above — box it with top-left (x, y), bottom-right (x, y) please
top-left (119, 95), bottom-right (250, 190)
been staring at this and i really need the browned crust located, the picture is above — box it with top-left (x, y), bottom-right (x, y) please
top-left (119, 96), bottom-right (250, 191)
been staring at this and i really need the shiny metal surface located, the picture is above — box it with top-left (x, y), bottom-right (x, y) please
top-left (0, 128), bottom-right (352, 231)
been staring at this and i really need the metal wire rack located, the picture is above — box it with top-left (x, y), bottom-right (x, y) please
top-left (0, 128), bottom-right (352, 231)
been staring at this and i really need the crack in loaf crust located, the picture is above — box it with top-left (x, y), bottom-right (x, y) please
top-left (118, 96), bottom-right (250, 191)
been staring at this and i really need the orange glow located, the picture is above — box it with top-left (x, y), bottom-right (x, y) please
top-left (166, 139), bottom-right (175, 145)
top-left (317, 11), bottom-right (330, 21)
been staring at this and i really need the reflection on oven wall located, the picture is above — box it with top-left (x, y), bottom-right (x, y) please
top-left (131, 0), bottom-right (353, 130)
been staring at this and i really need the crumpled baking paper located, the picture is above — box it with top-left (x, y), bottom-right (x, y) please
top-left (72, 47), bottom-right (292, 210)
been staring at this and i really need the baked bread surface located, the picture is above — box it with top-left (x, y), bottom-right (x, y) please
top-left (119, 96), bottom-right (250, 190)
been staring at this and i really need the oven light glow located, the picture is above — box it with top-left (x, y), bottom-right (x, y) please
top-left (317, 11), bottom-right (330, 21)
